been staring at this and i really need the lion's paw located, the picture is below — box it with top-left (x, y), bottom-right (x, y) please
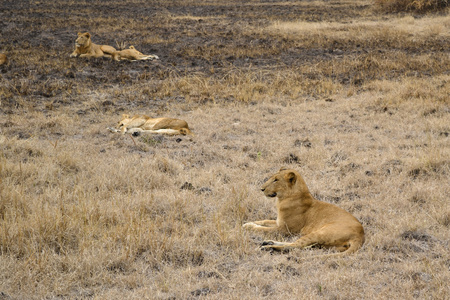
top-left (260, 240), bottom-right (275, 247)
top-left (260, 241), bottom-right (278, 252)
top-left (242, 222), bottom-right (258, 229)
top-left (260, 241), bottom-right (289, 252)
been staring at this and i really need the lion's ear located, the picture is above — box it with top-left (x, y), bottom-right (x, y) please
top-left (122, 114), bottom-right (130, 119)
top-left (77, 32), bottom-right (82, 36)
top-left (279, 167), bottom-right (288, 172)
top-left (85, 32), bottom-right (91, 38)
top-left (129, 46), bottom-right (135, 49)
top-left (285, 172), bottom-right (297, 185)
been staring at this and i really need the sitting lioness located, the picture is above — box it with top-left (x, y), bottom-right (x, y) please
top-left (70, 32), bottom-right (116, 58)
top-left (0, 53), bottom-right (7, 65)
top-left (108, 114), bottom-right (192, 135)
top-left (112, 46), bottom-right (159, 61)
top-left (243, 168), bottom-right (365, 255)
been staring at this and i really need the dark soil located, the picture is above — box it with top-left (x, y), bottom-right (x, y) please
top-left (1, 1), bottom-right (448, 115)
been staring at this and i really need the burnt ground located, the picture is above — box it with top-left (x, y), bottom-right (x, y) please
top-left (1, 0), bottom-right (448, 117)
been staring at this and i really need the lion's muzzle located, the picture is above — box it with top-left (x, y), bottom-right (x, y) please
top-left (261, 186), bottom-right (277, 198)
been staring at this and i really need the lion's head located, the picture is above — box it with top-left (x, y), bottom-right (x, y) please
top-left (128, 46), bottom-right (138, 52)
top-left (117, 114), bottom-right (131, 129)
top-left (261, 167), bottom-right (310, 199)
top-left (179, 128), bottom-right (192, 135)
top-left (75, 32), bottom-right (91, 48)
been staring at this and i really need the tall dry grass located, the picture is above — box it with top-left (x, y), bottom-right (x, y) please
top-left (375, 0), bottom-right (449, 13)
top-left (0, 0), bottom-right (449, 299)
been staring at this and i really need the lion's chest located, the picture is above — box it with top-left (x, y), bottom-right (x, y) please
top-left (76, 44), bottom-right (91, 54)
top-left (76, 36), bottom-right (94, 50)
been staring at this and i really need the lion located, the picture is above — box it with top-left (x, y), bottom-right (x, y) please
top-left (112, 46), bottom-right (159, 61)
top-left (243, 168), bottom-right (365, 255)
top-left (0, 53), bottom-right (7, 65)
top-left (69, 32), bottom-right (116, 58)
top-left (108, 114), bottom-right (192, 135)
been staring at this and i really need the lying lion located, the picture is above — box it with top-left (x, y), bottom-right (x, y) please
top-left (243, 168), bottom-right (365, 255)
top-left (0, 53), bottom-right (7, 65)
top-left (70, 32), bottom-right (116, 58)
top-left (112, 46), bottom-right (159, 61)
top-left (108, 114), bottom-right (192, 135)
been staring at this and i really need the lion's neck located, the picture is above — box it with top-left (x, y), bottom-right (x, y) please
top-left (277, 192), bottom-right (314, 209)
top-left (78, 40), bottom-right (91, 50)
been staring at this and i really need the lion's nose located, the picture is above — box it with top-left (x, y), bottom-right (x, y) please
top-left (261, 188), bottom-right (265, 192)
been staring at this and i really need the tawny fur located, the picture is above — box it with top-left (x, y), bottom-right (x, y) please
top-left (243, 168), bottom-right (365, 255)
top-left (112, 46), bottom-right (159, 61)
top-left (108, 114), bottom-right (192, 136)
top-left (70, 32), bottom-right (116, 58)
top-left (0, 53), bottom-right (7, 65)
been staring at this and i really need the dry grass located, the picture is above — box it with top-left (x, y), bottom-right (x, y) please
top-left (375, 0), bottom-right (450, 13)
top-left (0, 0), bottom-right (449, 299)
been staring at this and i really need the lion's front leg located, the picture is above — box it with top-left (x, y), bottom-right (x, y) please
top-left (126, 128), bottom-right (144, 135)
top-left (80, 49), bottom-right (103, 58)
top-left (243, 220), bottom-right (278, 232)
top-left (79, 53), bottom-right (102, 58)
top-left (253, 220), bottom-right (277, 227)
top-left (70, 50), bottom-right (79, 58)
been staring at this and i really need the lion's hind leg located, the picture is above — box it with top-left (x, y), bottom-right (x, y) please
top-left (260, 226), bottom-right (335, 252)
top-left (260, 234), bottom-right (319, 252)
top-left (100, 45), bottom-right (117, 57)
top-left (146, 129), bottom-right (182, 135)
top-left (260, 226), bottom-right (352, 252)
top-left (146, 54), bottom-right (159, 60)
top-left (137, 54), bottom-right (159, 61)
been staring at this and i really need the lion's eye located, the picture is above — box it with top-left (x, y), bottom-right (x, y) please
top-left (273, 178), bottom-right (278, 182)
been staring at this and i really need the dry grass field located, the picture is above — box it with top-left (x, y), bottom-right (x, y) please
top-left (0, 0), bottom-right (449, 299)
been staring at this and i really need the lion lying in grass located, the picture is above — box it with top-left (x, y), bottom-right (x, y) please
top-left (243, 168), bottom-right (365, 255)
top-left (108, 114), bottom-right (192, 136)
top-left (112, 46), bottom-right (159, 61)
top-left (69, 32), bottom-right (116, 58)
top-left (0, 53), bottom-right (7, 65)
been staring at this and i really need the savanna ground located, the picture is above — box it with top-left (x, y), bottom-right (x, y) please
top-left (0, 0), bottom-right (449, 299)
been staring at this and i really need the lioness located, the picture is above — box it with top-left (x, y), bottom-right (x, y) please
top-left (70, 32), bottom-right (116, 58)
top-left (112, 46), bottom-right (159, 61)
top-left (108, 114), bottom-right (192, 135)
top-left (0, 53), bottom-right (7, 65)
top-left (243, 168), bottom-right (365, 255)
